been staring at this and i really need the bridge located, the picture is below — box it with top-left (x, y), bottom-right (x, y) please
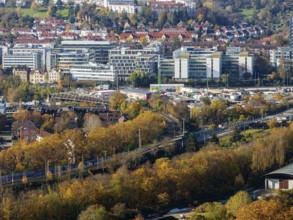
top-left (50, 93), bottom-right (108, 105)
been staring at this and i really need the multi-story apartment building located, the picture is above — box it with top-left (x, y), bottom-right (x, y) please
top-left (60, 41), bottom-right (116, 64)
top-left (46, 48), bottom-right (94, 74)
top-left (70, 62), bottom-right (116, 82)
top-left (13, 66), bottom-right (30, 82)
top-left (109, 46), bottom-right (159, 80)
top-left (29, 69), bottom-right (47, 84)
top-left (2, 51), bottom-right (42, 70)
top-left (48, 69), bottom-right (61, 83)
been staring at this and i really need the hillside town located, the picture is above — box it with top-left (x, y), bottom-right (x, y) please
top-left (0, 0), bottom-right (292, 219)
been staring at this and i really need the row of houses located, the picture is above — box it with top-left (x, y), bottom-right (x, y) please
top-left (13, 67), bottom-right (60, 84)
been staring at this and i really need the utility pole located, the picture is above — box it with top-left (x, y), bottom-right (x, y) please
top-left (138, 129), bottom-right (142, 148)
top-left (182, 119), bottom-right (185, 135)
top-left (116, 72), bottom-right (119, 91)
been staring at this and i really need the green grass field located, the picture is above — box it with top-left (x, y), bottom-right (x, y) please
top-left (15, 7), bottom-right (69, 19)
top-left (20, 7), bottom-right (48, 18)
top-left (238, 9), bottom-right (257, 19)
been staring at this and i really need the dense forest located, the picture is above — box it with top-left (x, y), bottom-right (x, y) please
top-left (0, 124), bottom-right (293, 219)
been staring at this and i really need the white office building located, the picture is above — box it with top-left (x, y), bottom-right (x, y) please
top-left (109, 46), bottom-right (159, 80)
top-left (10, 46), bottom-right (48, 71)
top-left (61, 40), bottom-right (116, 64)
top-left (70, 62), bottom-right (116, 82)
top-left (46, 48), bottom-right (94, 74)
top-left (2, 52), bottom-right (42, 70)
top-left (174, 47), bottom-right (222, 80)
top-left (107, 2), bottom-right (142, 14)
top-left (270, 47), bottom-right (293, 67)
top-left (222, 47), bottom-right (254, 80)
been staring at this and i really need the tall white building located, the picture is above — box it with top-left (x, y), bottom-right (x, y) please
top-left (174, 47), bottom-right (222, 80)
top-left (70, 62), bottom-right (115, 82)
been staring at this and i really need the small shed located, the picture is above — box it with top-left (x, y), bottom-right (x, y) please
top-left (265, 163), bottom-right (293, 190)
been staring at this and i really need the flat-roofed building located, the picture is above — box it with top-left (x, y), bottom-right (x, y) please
top-left (160, 58), bottom-right (175, 78)
top-left (70, 62), bottom-right (116, 82)
top-left (47, 48), bottom-right (94, 74)
top-left (61, 40), bottom-right (116, 64)
top-left (223, 47), bottom-right (254, 80)
top-left (174, 47), bottom-right (222, 80)
top-left (3, 51), bottom-right (42, 70)
top-left (109, 46), bottom-right (159, 80)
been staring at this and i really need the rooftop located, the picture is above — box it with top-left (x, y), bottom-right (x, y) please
top-left (265, 163), bottom-right (293, 177)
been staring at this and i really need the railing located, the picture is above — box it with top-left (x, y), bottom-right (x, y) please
top-left (0, 135), bottom-right (183, 186)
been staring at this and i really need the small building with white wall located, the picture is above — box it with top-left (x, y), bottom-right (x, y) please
top-left (265, 163), bottom-right (293, 190)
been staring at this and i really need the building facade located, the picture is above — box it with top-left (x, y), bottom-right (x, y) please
top-left (173, 47), bottom-right (222, 80)
top-left (70, 62), bottom-right (116, 82)
top-left (107, 2), bottom-right (142, 14)
top-left (2, 51), bottom-right (42, 70)
top-left (46, 48), bottom-right (94, 74)
top-left (289, 16), bottom-right (293, 48)
top-left (265, 163), bottom-right (293, 190)
top-left (48, 69), bottom-right (61, 83)
top-left (61, 41), bottom-right (116, 64)
top-left (270, 47), bottom-right (293, 68)
top-left (109, 46), bottom-right (159, 80)
top-left (29, 69), bottom-right (47, 84)
top-left (13, 66), bottom-right (30, 82)
top-left (19, 121), bottom-right (39, 142)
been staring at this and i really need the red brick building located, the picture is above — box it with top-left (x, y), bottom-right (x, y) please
top-left (19, 121), bottom-right (39, 142)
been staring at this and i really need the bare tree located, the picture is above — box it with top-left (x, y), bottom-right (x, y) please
top-left (83, 113), bottom-right (103, 133)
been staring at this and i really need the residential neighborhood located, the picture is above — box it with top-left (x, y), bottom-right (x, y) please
top-left (0, 0), bottom-right (292, 219)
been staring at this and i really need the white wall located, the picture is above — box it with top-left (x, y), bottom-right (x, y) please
top-left (266, 178), bottom-right (293, 190)
top-left (206, 57), bottom-right (221, 79)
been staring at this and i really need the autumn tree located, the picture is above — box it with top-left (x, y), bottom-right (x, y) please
top-left (109, 92), bottom-right (125, 111)
top-left (225, 191), bottom-right (252, 218)
top-left (78, 205), bottom-right (108, 220)
top-left (236, 200), bottom-right (291, 220)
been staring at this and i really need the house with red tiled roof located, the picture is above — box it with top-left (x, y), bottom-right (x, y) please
top-left (61, 32), bottom-right (78, 40)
